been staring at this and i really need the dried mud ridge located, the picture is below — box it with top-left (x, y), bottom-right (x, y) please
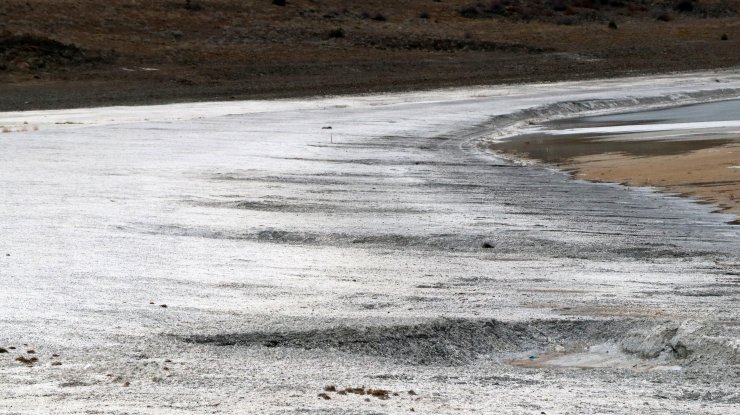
top-left (184, 318), bottom-right (739, 367)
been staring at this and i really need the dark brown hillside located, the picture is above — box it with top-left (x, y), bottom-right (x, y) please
top-left (1, 0), bottom-right (739, 109)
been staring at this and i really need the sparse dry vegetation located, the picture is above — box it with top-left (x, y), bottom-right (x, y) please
top-left (319, 386), bottom-right (399, 401)
top-left (0, 0), bottom-right (739, 109)
top-left (15, 356), bottom-right (38, 364)
top-left (458, 0), bottom-right (736, 23)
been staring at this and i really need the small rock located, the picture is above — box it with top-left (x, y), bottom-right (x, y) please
top-left (0, 348), bottom-right (8, 353)
top-left (408, 390), bottom-right (417, 396)
top-left (51, 362), bottom-right (62, 366)
top-left (324, 385), bottom-right (337, 392)
top-left (27, 350), bottom-right (35, 354)
top-left (15, 356), bottom-right (38, 364)
top-left (318, 393), bottom-right (331, 400)
top-left (160, 304), bottom-right (167, 308)
top-left (123, 381), bottom-right (130, 387)
top-left (368, 389), bottom-right (389, 398)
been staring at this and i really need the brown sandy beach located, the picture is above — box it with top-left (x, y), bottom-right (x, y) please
top-left (490, 104), bottom-right (740, 222)
top-left (565, 142), bottom-right (739, 218)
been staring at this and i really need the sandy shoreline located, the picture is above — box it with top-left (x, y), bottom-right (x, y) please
top-left (565, 142), bottom-right (739, 218)
top-left (490, 99), bottom-right (740, 223)
top-left (491, 142), bottom-right (740, 222)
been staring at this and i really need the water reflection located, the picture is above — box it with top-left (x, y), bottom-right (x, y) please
top-left (492, 99), bottom-right (740, 163)
top-left (491, 134), bottom-right (734, 163)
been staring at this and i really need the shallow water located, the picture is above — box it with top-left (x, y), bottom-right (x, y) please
top-left (491, 134), bottom-right (733, 163)
top-left (492, 99), bottom-right (740, 163)
top-left (569, 98), bottom-right (740, 125)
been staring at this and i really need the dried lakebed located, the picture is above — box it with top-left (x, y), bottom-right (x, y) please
top-left (1, 72), bottom-right (740, 413)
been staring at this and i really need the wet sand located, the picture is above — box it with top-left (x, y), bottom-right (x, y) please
top-left (566, 142), bottom-right (740, 219)
top-left (491, 100), bottom-right (740, 221)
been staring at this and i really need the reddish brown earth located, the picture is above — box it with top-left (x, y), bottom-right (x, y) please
top-left (1, 0), bottom-right (740, 110)
top-left (492, 134), bottom-right (740, 221)
top-left (565, 143), bottom-right (740, 218)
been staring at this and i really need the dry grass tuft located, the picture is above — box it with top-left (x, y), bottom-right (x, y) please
top-left (15, 356), bottom-right (38, 364)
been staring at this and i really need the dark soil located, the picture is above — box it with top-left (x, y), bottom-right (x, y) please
top-left (0, 32), bottom-right (113, 72)
top-left (1, 0), bottom-right (740, 110)
top-left (458, 0), bottom-right (736, 23)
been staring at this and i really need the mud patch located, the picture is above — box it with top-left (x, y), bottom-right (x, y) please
top-left (183, 318), bottom-right (740, 368)
top-left (518, 320), bottom-right (740, 370)
top-left (509, 343), bottom-right (683, 371)
top-left (184, 318), bottom-right (637, 365)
